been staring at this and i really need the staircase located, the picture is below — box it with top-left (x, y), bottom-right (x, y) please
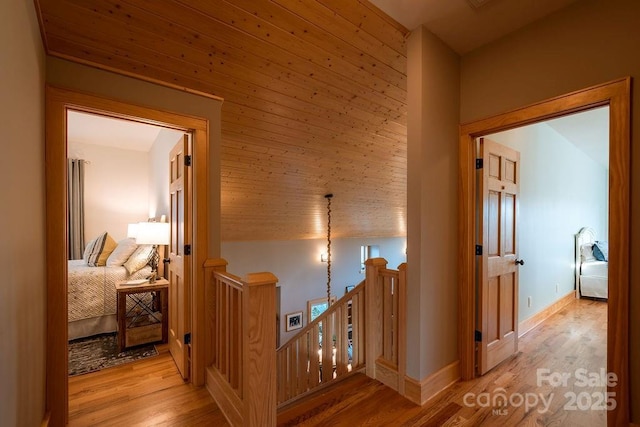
top-left (203, 257), bottom-right (406, 426)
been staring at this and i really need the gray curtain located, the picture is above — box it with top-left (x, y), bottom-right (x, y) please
top-left (68, 159), bottom-right (86, 260)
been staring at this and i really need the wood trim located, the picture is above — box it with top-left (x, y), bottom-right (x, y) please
top-left (397, 263), bottom-right (407, 396)
top-left (40, 411), bottom-right (51, 427)
top-left (403, 360), bottom-right (460, 406)
top-left (518, 291), bottom-right (575, 338)
top-left (458, 77), bottom-right (631, 426)
top-left (191, 123), bottom-right (209, 386)
top-left (48, 51), bottom-right (225, 103)
top-left (45, 85), bottom-right (69, 427)
top-left (45, 85), bottom-right (210, 425)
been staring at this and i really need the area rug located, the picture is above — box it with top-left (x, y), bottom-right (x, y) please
top-left (68, 333), bottom-right (158, 376)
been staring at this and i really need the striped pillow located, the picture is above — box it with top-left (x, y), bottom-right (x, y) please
top-left (83, 232), bottom-right (117, 267)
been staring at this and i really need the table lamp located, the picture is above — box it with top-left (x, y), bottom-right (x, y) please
top-left (135, 221), bottom-right (170, 283)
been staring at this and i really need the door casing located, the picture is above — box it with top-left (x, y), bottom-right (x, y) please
top-left (45, 85), bottom-right (210, 425)
top-left (458, 78), bottom-right (630, 426)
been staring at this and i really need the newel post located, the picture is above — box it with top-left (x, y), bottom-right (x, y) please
top-left (242, 272), bottom-right (278, 427)
top-left (365, 257), bottom-right (388, 378)
top-left (203, 258), bottom-right (228, 367)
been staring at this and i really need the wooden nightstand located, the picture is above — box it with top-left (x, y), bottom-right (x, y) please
top-left (116, 278), bottom-right (169, 352)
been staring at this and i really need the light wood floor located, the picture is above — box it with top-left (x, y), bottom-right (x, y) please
top-left (68, 348), bottom-right (229, 426)
top-left (69, 298), bottom-right (606, 426)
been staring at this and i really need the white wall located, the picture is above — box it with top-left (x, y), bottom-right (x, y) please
top-left (68, 142), bottom-right (150, 242)
top-left (488, 120), bottom-right (608, 321)
top-left (149, 129), bottom-right (183, 219)
top-left (222, 237), bottom-right (406, 344)
top-left (0, 1), bottom-right (46, 425)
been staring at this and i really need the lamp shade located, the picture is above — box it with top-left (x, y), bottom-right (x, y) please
top-left (126, 223), bottom-right (138, 238)
top-left (135, 222), bottom-right (170, 245)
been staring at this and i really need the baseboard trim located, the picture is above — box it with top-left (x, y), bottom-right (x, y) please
top-left (519, 290), bottom-right (575, 338)
top-left (404, 360), bottom-right (460, 406)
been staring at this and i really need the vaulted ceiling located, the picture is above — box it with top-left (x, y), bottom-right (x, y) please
top-left (35, 0), bottom-right (409, 241)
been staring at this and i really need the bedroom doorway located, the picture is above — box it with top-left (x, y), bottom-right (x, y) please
top-left (474, 105), bottom-right (611, 377)
top-left (45, 86), bottom-right (211, 425)
top-left (65, 111), bottom-right (185, 378)
top-left (459, 78), bottom-right (630, 425)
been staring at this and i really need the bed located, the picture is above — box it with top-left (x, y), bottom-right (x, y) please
top-left (574, 227), bottom-right (608, 299)
top-left (68, 234), bottom-right (154, 340)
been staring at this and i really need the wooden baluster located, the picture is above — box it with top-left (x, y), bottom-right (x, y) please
top-left (392, 274), bottom-right (399, 365)
top-left (204, 259), bottom-right (227, 368)
top-left (365, 258), bottom-right (387, 378)
top-left (383, 274), bottom-right (393, 363)
top-left (310, 324), bottom-right (320, 387)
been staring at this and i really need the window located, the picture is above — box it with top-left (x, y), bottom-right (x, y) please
top-left (360, 245), bottom-right (379, 273)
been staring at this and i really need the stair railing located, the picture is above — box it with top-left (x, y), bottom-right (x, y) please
top-left (275, 280), bottom-right (366, 406)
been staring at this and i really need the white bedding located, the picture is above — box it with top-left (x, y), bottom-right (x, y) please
top-left (68, 260), bottom-right (152, 339)
top-left (575, 227), bottom-right (608, 300)
top-left (580, 261), bottom-right (607, 278)
top-left (580, 275), bottom-right (608, 299)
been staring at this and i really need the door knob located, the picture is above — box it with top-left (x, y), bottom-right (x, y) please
top-left (515, 259), bottom-right (525, 266)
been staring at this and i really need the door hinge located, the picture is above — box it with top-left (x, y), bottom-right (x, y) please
top-left (184, 244), bottom-right (192, 256)
top-left (475, 330), bottom-right (482, 342)
top-left (476, 158), bottom-right (483, 169)
top-left (184, 155), bottom-right (192, 166)
top-left (475, 245), bottom-right (483, 255)
top-left (184, 333), bottom-right (191, 345)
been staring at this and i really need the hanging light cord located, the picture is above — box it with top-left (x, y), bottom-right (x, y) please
top-left (325, 193), bottom-right (333, 306)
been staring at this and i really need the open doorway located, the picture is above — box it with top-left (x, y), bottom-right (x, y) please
top-left (45, 86), bottom-right (211, 425)
top-left (474, 106), bottom-right (609, 375)
top-left (65, 110), bottom-right (183, 377)
top-left (458, 78), bottom-right (630, 425)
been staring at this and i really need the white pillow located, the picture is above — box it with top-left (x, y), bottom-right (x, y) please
top-left (123, 245), bottom-right (154, 275)
top-left (106, 238), bottom-right (138, 267)
top-left (581, 243), bottom-right (596, 262)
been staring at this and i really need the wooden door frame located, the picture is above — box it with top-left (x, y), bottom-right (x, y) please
top-left (458, 78), bottom-right (631, 426)
top-left (45, 85), bottom-right (210, 425)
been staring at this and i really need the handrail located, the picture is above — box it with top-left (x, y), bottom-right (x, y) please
top-left (276, 280), bottom-right (366, 406)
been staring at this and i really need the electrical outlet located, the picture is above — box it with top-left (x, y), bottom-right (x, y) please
top-left (556, 284), bottom-right (559, 293)
top-left (527, 296), bottom-right (532, 308)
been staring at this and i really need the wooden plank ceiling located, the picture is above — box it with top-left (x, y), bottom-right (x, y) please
top-left (36, 0), bottom-right (409, 241)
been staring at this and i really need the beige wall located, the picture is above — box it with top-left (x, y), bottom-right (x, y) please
top-left (68, 142), bottom-right (150, 242)
top-left (406, 26), bottom-right (460, 379)
top-left (460, 0), bottom-right (640, 419)
top-left (46, 57), bottom-right (223, 258)
top-left (0, 0), bottom-right (46, 425)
